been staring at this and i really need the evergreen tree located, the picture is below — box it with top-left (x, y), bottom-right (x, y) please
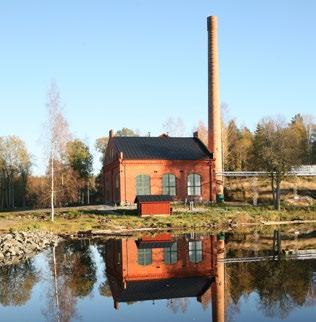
top-left (289, 114), bottom-right (310, 164)
top-left (224, 120), bottom-right (240, 171)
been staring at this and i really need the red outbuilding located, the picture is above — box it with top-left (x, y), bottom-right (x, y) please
top-left (135, 195), bottom-right (173, 217)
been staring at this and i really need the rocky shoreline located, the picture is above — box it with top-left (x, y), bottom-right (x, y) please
top-left (0, 231), bottom-right (61, 266)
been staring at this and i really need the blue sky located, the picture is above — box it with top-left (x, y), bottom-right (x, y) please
top-left (0, 0), bottom-right (315, 174)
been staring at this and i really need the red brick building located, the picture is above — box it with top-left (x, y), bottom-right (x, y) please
top-left (103, 131), bottom-right (216, 204)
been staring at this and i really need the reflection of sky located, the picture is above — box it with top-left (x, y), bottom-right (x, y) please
top-left (230, 292), bottom-right (316, 322)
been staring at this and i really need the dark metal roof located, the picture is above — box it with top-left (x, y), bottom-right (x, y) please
top-left (135, 195), bottom-right (174, 203)
top-left (112, 137), bottom-right (212, 160)
top-left (112, 277), bottom-right (213, 302)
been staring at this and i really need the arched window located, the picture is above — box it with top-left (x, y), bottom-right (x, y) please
top-left (109, 148), bottom-right (114, 161)
top-left (187, 174), bottom-right (201, 196)
top-left (136, 174), bottom-right (151, 195)
top-left (162, 174), bottom-right (176, 196)
top-left (164, 242), bottom-right (178, 264)
top-left (115, 174), bottom-right (120, 189)
top-left (189, 240), bottom-right (203, 263)
top-left (114, 174), bottom-right (120, 201)
top-left (138, 248), bottom-right (152, 265)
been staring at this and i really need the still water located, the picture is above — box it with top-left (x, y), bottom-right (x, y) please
top-left (0, 230), bottom-right (316, 322)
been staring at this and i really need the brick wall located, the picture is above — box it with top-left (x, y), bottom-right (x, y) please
top-left (105, 158), bottom-right (215, 204)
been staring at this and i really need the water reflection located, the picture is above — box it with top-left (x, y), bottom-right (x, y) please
top-left (100, 233), bottom-right (220, 314)
top-left (0, 259), bottom-right (39, 307)
top-left (228, 259), bottom-right (316, 319)
top-left (225, 230), bottom-right (316, 320)
top-left (43, 240), bottom-right (97, 322)
top-left (0, 230), bottom-right (316, 322)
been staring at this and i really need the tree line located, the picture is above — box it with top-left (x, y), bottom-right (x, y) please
top-left (223, 114), bottom-right (316, 171)
top-left (223, 114), bottom-right (316, 209)
top-left (0, 136), bottom-right (31, 209)
top-left (1, 81), bottom-right (315, 212)
top-left (0, 135), bottom-right (94, 211)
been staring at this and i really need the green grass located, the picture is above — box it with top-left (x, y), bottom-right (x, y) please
top-left (0, 203), bottom-right (315, 235)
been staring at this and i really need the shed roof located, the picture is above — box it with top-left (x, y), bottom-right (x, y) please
top-left (111, 136), bottom-right (212, 160)
top-left (136, 241), bottom-right (176, 249)
top-left (135, 195), bottom-right (174, 203)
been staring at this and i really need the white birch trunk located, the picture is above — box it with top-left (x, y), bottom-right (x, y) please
top-left (51, 151), bottom-right (55, 222)
top-left (53, 246), bottom-right (60, 322)
top-left (87, 181), bottom-right (90, 205)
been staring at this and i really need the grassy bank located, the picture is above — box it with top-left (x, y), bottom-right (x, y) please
top-left (0, 203), bottom-right (316, 235)
top-left (225, 176), bottom-right (316, 203)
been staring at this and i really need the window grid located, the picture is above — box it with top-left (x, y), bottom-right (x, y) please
top-left (136, 175), bottom-right (151, 195)
top-left (189, 240), bottom-right (203, 263)
top-left (162, 174), bottom-right (176, 196)
top-left (187, 174), bottom-right (201, 196)
top-left (164, 242), bottom-right (178, 264)
top-left (138, 248), bottom-right (152, 266)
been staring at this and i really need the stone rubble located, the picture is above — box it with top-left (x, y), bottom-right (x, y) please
top-left (0, 231), bottom-right (61, 266)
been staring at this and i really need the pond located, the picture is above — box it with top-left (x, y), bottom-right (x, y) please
top-left (0, 229), bottom-right (316, 322)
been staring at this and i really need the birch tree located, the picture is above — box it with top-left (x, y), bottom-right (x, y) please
top-left (162, 117), bottom-right (186, 137)
top-left (192, 120), bottom-right (208, 146)
top-left (46, 81), bottom-right (70, 221)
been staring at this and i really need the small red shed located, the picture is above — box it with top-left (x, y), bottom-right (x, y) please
top-left (135, 195), bottom-right (173, 217)
top-left (136, 233), bottom-right (174, 248)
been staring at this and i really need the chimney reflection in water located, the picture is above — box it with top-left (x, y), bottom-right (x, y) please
top-left (212, 234), bottom-right (225, 322)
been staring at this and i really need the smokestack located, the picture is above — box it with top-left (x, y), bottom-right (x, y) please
top-left (207, 16), bottom-right (224, 200)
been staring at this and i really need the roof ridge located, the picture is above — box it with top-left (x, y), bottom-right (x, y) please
top-left (113, 136), bottom-right (195, 139)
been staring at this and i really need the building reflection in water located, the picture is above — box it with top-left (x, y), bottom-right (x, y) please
top-left (102, 233), bottom-right (225, 322)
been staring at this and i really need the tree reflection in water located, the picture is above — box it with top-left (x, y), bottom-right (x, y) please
top-left (227, 254), bottom-right (316, 319)
top-left (0, 259), bottom-right (39, 306)
top-left (99, 279), bottom-right (112, 298)
top-left (43, 240), bottom-right (97, 322)
top-left (166, 298), bottom-right (189, 314)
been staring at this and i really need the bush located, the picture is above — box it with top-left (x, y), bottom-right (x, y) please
top-left (67, 210), bottom-right (81, 219)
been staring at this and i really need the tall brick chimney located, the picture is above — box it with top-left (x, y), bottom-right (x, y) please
top-left (207, 16), bottom-right (224, 200)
